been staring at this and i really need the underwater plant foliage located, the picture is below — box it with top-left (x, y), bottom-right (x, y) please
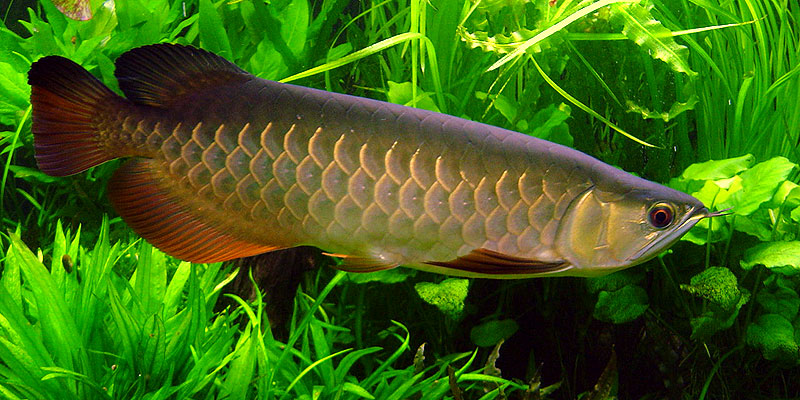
top-left (1, 0), bottom-right (800, 398)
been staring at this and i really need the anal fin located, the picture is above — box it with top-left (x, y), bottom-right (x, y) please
top-left (324, 252), bottom-right (398, 273)
top-left (425, 248), bottom-right (570, 277)
top-left (108, 159), bottom-right (278, 263)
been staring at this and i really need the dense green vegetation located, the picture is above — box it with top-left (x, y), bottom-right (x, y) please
top-left (1, 0), bottom-right (799, 398)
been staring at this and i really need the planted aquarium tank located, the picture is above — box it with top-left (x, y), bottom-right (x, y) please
top-left (1, 0), bottom-right (800, 398)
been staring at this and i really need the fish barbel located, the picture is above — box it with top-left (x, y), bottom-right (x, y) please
top-left (28, 44), bottom-right (708, 278)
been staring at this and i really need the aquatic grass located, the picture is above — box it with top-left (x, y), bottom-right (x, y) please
top-left (0, 219), bottom-right (524, 399)
top-left (666, 0), bottom-right (800, 161)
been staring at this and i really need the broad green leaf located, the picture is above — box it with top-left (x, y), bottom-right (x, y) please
top-left (279, 0), bottom-right (309, 57)
top-left (251, 37), bottom-right (289, 80)
top-left (756, 276), bottom-right (800, 321)
top-left (734, 208), bottom-right (777, 242)
top-left (679, 154), bottom-right (755, 181)
top-left (8, 166), bottom-right (58, 184)
top-left (386, 81), bottom-right (440, 112)
top-left (414, 278), bottom-right (469, 319)
top-left (625, 95), bottom-right (698, 122)
top-left (746, 314), bottom-right (800, 364)
top-left (725, 157), bottom-right (797, 216)
top-left (50, 0), bottom-right (92, 20)
top-left (611, 4), bottom-right (696, 76)
top-left (199, 0), bottom-right (233, 60)
top-left (529, 103), bottom-right (573, 147)
top-left (678, 174), bottom-right (742, 244)
top-left (0, 62), bottom-right (30, 126)
top-left (769, 181), bottom-right (800, 209)
top-left (741, 241), bottom-right (800, 275)
top-left (688, 301), bottom-right (745, 341)
top-left (470, 319), bottom-right (519, 347)
top-left (593, 285), bottom-right (648, 324)
top-left (346, 268), bottom-right (416, 284)
top-left (586, 268), bottom-right (645, 294)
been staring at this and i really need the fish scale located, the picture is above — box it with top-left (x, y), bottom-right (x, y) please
top-left (28, 43), bottom-right (709, 277)
top-left (142, 85), bottom-right (584, 268)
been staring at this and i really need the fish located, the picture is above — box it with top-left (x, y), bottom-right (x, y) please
top-left (28, 43), bottom-right (712, 278)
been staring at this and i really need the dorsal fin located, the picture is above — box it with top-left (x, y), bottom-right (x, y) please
top-left (114, 43), bottom-right (251, 107)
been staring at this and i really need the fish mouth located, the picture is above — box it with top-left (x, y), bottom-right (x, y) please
top-left (627, 206), bottom-right (715, 264)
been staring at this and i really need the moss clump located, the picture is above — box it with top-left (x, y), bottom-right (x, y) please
top-left (680, 267), bottom-right (743, 311)
top-left (414, 278), bottom-right (469, 320)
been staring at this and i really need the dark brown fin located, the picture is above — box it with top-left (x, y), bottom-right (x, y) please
top-left (28, 56), bottom-right (122, 176)
top-left (323, 252), bottom-right (399, 273)
top-left (114, 43), bottom-right (250, 107)
top-left (108, 159), bottom-right (279, 263)
top-left (426, 248), bottom-right (569, 276)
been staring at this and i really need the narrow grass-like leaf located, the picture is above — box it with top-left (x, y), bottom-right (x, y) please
top-left (8, 234), bottom-right (86, 373)
top-left (281, 348), bottom-right (351, 399)
top-left (268, 271), bottom-right (345, 389)
top-left (487, 0), bottom-right (638, 71)
top-left (530, 56), bottom-right (654, 147)
top-left (281, 32), bottom-right (424, 82)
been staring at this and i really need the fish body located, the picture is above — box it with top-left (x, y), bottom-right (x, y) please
top-left (28, 44), bottom-right (707, 278)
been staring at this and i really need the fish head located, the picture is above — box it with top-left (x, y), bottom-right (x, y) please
top-left (554, 182), bottom-right (708, 277)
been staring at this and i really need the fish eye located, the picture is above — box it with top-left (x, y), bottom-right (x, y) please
top-left (648, 203), bottom-right (674, 229)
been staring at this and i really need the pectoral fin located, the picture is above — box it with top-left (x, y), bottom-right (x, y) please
top-left (425, 248), bottom-right (570, 277)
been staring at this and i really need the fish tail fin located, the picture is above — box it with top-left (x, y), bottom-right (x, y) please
top-left (28, 56), bottom-right (123, 176)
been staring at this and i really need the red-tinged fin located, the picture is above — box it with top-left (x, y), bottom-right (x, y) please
top-left (324, 252), bottom-right (399, 273)
top-left (114, 43), bottom-right (250, 107)
top-left (28, 56), bottom-right (122, 176)
top-left (426, 248), bottom-right (570, 277)
top-left (108, 159), bottom-right (279, 263)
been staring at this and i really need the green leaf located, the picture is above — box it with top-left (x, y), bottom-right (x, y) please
top-left (50, 0), bottom-right (92, 20)
top-left (386, 81), bottom-right (440, 112)
top-left (625, 95), bottom-right (698, 122)
top-left (457, 26), bottom-right (562, 55)
top-left (414, 278), bottom-right (469, 319)
top-left (470, 319), bottom-right (519, 347)
top-left (725, 157), bottom-right (797, 216)
top-left (199, 0), bottom-right (233, 60)
top-left (679, 154), bottom-right (755, 181)
top-left (528, 103), bottom-right (573, 147)
top-left (342, 382), bottom-right (375, 399)
top-left (0, 62), bottom-right (30, 125)
top-left (681, 268), bottom-right (749, 340)
top-left (593, 285), bottom-right (648, 324)
top-left (346, 268), bottom-right (416, 284)
top-left (756, 276), bottom-right (800, 321)
top-left (586, 268), bottom-right (644, 294)
top-left (7, 235), bottom-right (86, 373)
top-left (746, 314), bottom-right (800, 364)
top-left (611, 4), bottom-right (696, 76)
top-left (741, 241), bottom-right (800, 275)
top-left (279, 0), bottom-right (309, 57)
